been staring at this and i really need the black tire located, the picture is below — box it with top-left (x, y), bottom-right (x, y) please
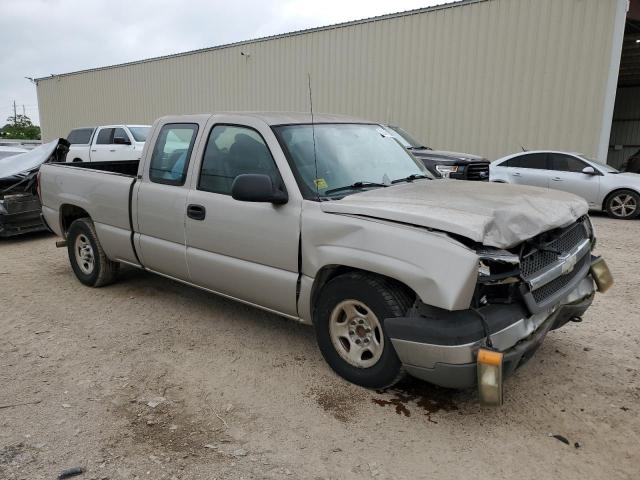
top-left (72, 158), bottom-right (83, 163)
top-left (314, 272), bottom-right (413, 389)
top-left (605, 189), bottom-right (640, 219)
top-left (66, 217), bottom-right (119, 287)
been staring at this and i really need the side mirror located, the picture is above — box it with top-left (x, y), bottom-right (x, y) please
top-left (582, 166), bottom-right (596, 175)
top-left (113, 136), bottom-right (131, 145)
top-left (231, 174), bottom-right (288, 205)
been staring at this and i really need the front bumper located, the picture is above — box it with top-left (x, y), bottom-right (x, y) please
top-left (385, 275), bottom-right (596, 389)
top-left (0, 193), bottom-right (46, 238)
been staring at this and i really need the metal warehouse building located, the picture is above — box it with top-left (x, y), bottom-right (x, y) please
top-left (36, 0), bottom-right (639, 166)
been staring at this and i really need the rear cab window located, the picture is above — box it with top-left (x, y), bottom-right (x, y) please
top-left (148, 123), bottom-right (199, 186)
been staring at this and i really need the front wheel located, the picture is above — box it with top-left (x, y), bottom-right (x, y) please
top-left (314, 272), bottom-right (413, 389)
top-left (66, 217), bottom-right (119, 287)
top-left (605, 190), bottom-right (640, 219)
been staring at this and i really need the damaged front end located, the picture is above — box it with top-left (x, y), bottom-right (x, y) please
top-left (0, 139), bottom-right (69, 238)
top-left (384, 215), bottom-right (611, 402)
top-left (0, 177), bottom-right (46, 237)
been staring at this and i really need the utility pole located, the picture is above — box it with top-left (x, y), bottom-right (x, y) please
top-left (13, 100), bottom-right (17, 125)
top-left (22, 105), bottom-right (25, 117)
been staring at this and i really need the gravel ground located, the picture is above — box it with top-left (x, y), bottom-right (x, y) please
top-left (1, 214), bottom-right (639, 480)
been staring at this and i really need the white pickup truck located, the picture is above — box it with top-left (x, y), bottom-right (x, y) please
top-left (39, 112), bottom-right (612, 404)
top-left (66, 125), bottom-right (150, 163)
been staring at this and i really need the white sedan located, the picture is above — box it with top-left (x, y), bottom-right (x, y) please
top-left (490, 151), bottom-right (640, 219)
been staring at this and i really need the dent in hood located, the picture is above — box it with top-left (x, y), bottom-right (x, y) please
top-left (320, 180), bottom-right (588, 249)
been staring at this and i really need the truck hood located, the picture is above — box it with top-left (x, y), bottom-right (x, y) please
top-left (320, 180), bottom-right (588, 249)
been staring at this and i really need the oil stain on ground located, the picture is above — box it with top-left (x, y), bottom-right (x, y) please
top-left (372, 379), bottom-right (465, 423)
top-left (307, 383), bottom-right (368, 422)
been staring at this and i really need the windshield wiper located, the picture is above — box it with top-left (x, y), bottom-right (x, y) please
top-left (324, 181), bottom-right (388, 196)
top-left (391, 174), bottom-right (430, 184)
top-left (407, 146), bottom-right (432, 151)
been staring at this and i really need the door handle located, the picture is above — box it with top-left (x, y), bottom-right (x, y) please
top-left (109, 149), bottom-right (116, 152)
top-left (91, 149), bottom-right (97, 152)
top-left (552, 177), bottom-right (562, 181)
top-left (512, 172), bottom-right (521, 176)
top-left (187, 204), bottom-right (206, 221)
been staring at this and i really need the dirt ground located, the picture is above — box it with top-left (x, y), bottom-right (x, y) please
top-left (1, 214), bottom-right (639, 480)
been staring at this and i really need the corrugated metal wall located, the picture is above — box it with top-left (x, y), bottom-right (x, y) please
top-left (608, 86), bottom-right (640, 168)
top-left (37, 0), bottom-right (619, 161)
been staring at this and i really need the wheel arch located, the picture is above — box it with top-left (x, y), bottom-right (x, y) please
top-left (309, 265), bottom-right (417, 323)
top-left (59, 204), bottom-right (91, 237)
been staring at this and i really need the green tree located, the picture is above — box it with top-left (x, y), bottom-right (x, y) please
top-left (0, 114), bottom-right (41, 140)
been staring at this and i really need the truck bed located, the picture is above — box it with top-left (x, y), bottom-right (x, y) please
top-left (39, 160), bottom-right (140, 265)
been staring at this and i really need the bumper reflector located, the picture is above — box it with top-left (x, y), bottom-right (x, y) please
top-left (477, 348), bottom-right (503, 406)
top-left (590, 257), bottom-right (613, 293)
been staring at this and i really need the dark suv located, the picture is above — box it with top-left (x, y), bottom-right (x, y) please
top-left (382, 125), bottom-right (490, 181)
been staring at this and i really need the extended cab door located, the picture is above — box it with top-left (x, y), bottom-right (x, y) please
top-left (184, 116), bottom-right (301, 317)
top-left (133, 121), bottom-right (203, 280)
top-left (90, 127), bottom-right (115, 162)
top-left (503, 153), bottom-right (550, 188)
top-left (547, 153), bottom-right (601, 207)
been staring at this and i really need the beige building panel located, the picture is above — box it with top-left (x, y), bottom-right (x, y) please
top-left (37, 0), bottom-right (620, 161)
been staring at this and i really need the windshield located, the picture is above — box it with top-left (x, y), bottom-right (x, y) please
top-left (129, 126), bottom-right (150, 142)
top-left (580, 155), bottom-right (619, 173)
top-left (384, 125), bottom-right (428, 149)
top-left (274, 123), bottom-right (431, 199)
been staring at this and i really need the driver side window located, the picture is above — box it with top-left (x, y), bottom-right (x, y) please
top-left (198, 125), bottom-right (281, 195)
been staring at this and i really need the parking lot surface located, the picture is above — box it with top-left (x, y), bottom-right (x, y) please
top-left (1, 214), bottom-right (639, 479)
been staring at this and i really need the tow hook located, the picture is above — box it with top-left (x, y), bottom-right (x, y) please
top-left (570, 316), bottom-right (583, 323)
top-left (55, 240), bottom-right (67, 248)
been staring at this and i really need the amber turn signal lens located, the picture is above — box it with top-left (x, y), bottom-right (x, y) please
top-left (477, 348), bottom-right (503, 406)
top-left (590, 257), bottom-right (613, 293)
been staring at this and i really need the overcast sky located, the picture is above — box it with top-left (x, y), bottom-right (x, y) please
top-left (0, 0), bottom-right (448, 126)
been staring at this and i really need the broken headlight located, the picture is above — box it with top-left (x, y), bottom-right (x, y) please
top-left (476, 247), bottom-right (520, 281)
top-left (474, 247), bottom-right (521, 306)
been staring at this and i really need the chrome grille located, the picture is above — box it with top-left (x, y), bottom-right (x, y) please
top-left (520, 219), bottom-right (588, 278)
top-left (531, 254), bottom-right (590, 303)
top-left (520, 217), bottom-right (592, 312)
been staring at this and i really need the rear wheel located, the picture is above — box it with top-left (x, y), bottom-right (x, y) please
top-left (66, 217), bottom-right (119, 287)
top-left (605, 189), bottom-right (640, 219)
top-left (314, 272), bottom-right (413, 389)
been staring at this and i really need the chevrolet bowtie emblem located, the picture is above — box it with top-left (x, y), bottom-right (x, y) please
top-left (559, 251), bottom-right (578, 274)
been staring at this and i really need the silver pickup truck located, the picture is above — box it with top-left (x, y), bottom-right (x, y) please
top-left (39, 113), bottom-right (612, 404)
